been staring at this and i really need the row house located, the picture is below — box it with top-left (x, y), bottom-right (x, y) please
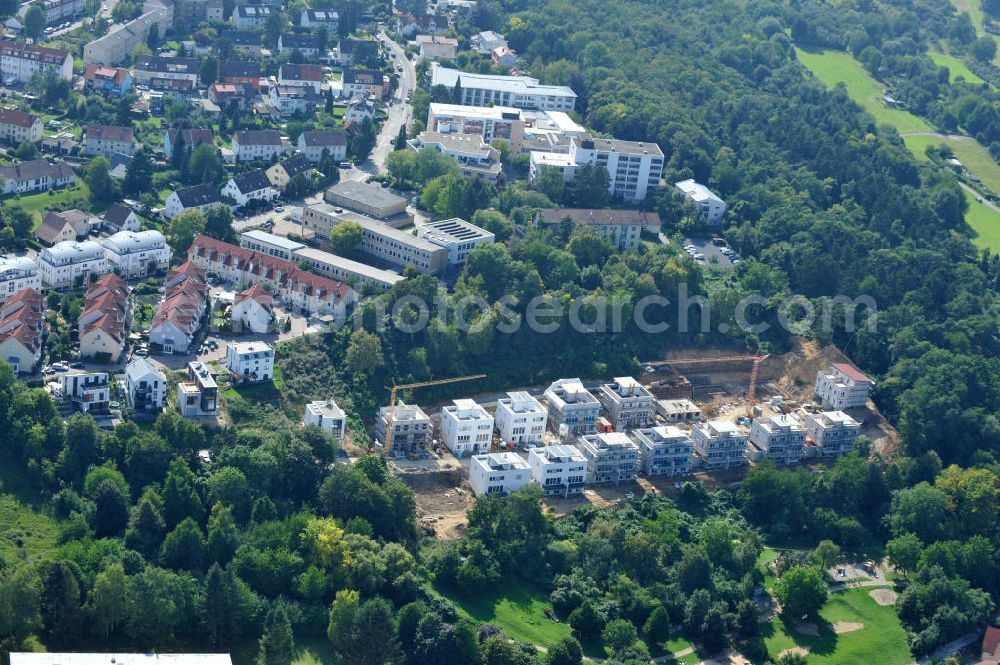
top-left (233, 129), bottom-right (284, 162)
top-left (230, 4), bottom-right (273, 28)
top-left (82, 124), bottom-right (135, 158)
top-left (148, 261), bottom-right (208, 354)
top-left (231, 283), bottom-right (277, 333)
top-left (222, 169), bottom-right (278, 207)
top-left (495, 391), bottom-right (547, 447)
top-left (78, 273), bottom-right (128, 360)
top-left (0, 288), bottom-right (45, 374)
top-left (0, 41), bottom-right (72, 84)
top-left (631, 425), bottom-right (694, 477)
top-left (577, 431), bottom-right (639, 485)
top-left (597, 376), bottom-right (656, 431)
top-left (527, 444), bottom-right (586, 497)
top-left (102, 230), bottom-right (171, 278)
top-left (132, 55), bottom-right (200, 86)
top-left (470, 452), bottom-right (530, 497)
top-left (0, 158), bottom-right (74, 195)
top-left (300, 8), bottom-right (338, 30)
top-left (691, 419), bottom-right (748, 471)
top-left (805, 410), bottom-right (862, 459)
top-left (0, 257), bottom-right (40, 304)
top-left (544, 377), bottom-right (600, 436)
top-left (187, 234), bottom-right (356, 317)
top-left (0, 108), bottom-right (42, 145)
top-left (375, 400), bottom-right (431, 457)
top-left (124, 357), bottom-right (167, 412)
top-left (749, 414), bottom-right (806, 465)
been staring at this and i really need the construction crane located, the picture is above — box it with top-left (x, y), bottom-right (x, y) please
top-left (380, 374), bottom-right (487, 457)
top-left (645, 354), bottom-right (770, 417)
top-left (746, 354), bottom-right (770, 416)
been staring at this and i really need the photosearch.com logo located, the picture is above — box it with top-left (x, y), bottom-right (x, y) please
top-left (341, 285), bottom-right (878, 336)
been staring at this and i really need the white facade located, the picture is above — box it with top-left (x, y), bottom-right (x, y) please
top-left (240, 230), bottom-right (305, 261)
top-left (225, 341), bottom-right (274, 383)
top-left (814, 364), bottom-right (874, 410)
top-left (674, 179), bottom-right (726, 225)
top-left (597, 376), bottom-right (655, 431)
top-left (222, 171), bottom-right (279, 207)
top-left (805, 410), bottom-right (861, 459)
top-left (469, 452), bottom-right (530, 497)
top-left (124, 358), bottom-right (167, 412)
top-left (0, 41), bottom-right (73, 84)
top-left (631, 426), bottom-right (694, 477)
top-left (297, 131), bottom-right (348, 162)
top-left (416, 217), bottom-right (495, 265)
top-left (495, 391), bottom-right (547, 446)
top-left (303, 399), bottom-right (346, 438)
top-left (291, 247), bottom-right (405, 291)
top-left (102, 230), bottom-right (170, 278)
top-left (749, 414), bottom-right (806, 465)
top-left (527, 444), bottom-right (586, 496)
top-left (232, 131), bottom-right (285, 162)
top-left (0, 256), bottom-right (40, 303)
top-left (430, 65), bottom-right (576, 111)
top-left (577, 431), bottom-right (639, 485)
top-left (58, 372), bottom-right (110, 412)
top-left (178, 361), bottom-right (219, 417)
top-left (440, 398), bottom-right (494, 457)
top-left (38, 240), bottom-right (110, 289)
top-left (544, 378), bottom-right (600, 436)
top-left (164, 185), bottom-right (224, 220)
top-left (691, 420), bottom-right (748, 470)
top-left (407, 131), bottom-right (503, 182)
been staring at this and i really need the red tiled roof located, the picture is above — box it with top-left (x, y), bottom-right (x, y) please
top-left (984, 627), bottom-right (1000, 659)
top-left (80, 273), bottom-right (128, 344)
top-left (235, 283), bottom-right (275, 308)
top-left (0, 287), bottom-right (44, 353)
top-left (0, 107), bottom-right (39, 129)
top-left (832, 363), bottom-right (872, 383)
top-left (84, 64), bottom-right (129, 85)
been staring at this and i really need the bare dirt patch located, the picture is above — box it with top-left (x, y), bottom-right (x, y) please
top-left (780, 647), bottom-right (811, 658)
top-left (795, 622), bottom-right (820, 636)
top-left (833, 621), bottom-right (864, 634)
top-left (413, 482), bottom-right (474, 540)
top-left (870, 588), bottom-right (898, 606)
top-left (698, 650), bottom-right (751, 665)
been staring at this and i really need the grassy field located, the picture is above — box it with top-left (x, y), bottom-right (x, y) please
top-left (947, 0), bottom-right (1000, 68)
top-left (8, 180), bottom-right (91, 229)
top-left (795, 48), bottom-right (934, 133)
top-left (763, 587), bottom-right (912, 665)
top-left (0, 494), bottom-right (60, 567)
top-left (962, 188), bottom-right (1000, 249)
top-left (928, 51), bottom-right (987, 85)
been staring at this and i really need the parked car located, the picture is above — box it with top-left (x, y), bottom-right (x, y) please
top-left (134, 348), bottom-right (148, 357)
top-left (51, 362), bottom-right (69, 372)
top-left (69, 361), bottom-right (85, 369)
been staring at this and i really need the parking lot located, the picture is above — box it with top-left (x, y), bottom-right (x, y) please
top-left (682, 237), bottom-right (739, 266)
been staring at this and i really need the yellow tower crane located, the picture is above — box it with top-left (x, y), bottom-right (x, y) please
top-left (380, 374), bottom-right (487, 457)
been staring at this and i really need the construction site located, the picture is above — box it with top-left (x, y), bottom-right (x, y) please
top-left (381, 338), bottom-right (898, 540)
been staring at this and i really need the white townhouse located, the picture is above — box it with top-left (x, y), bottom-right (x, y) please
top-left (631, 425), bottom-right (694, 477)
top-left (222, 169), bottom-right (278, 208)
top-left (0, 108), bottom-right (42, 145)
top-left (494, 391), bottom-right (547, 447)
top-left (0, 288), bottom-right (44, 374)
top-left (124, 357), bottom-right (167, 413)
top-left (303, 399), bottom-right (346, 438)
top-left (100, 203), bottom-right (140, 233)
top-left (544, 377), bottom-right (601, 436)
top-left (814, 363), bottom-right (874, 410)
top-left (749, 413), bottom-right (806, 465)
top-left (82, 124), bottom-right (135, 158)
top-left (440, 398), bottom-right (494, 457)
top-left (528, 444), bottom-right (587, 497)
top-left (0, 159), bottom-right (75, 195)
top-left (344, 98), bottom-right (375, 124)
top-left (102, 230), bottom-right (170, 278)
top-left (231, 284), bottom-right (277, 333)
top-left (232, 130), bottom-right (285, 162)
top-left (297, 130), bottom-right (348, 162)
top-left (805, 410), bottom-right (862, 459)
top-left (164, 184), bottom-right (225, 220)
top-left (178, 361), bottom-right (219, 417)
top-left (269, 85), bottom-right (322, 118)
top-left (675, 179), bottom-right (726, 225)
top-left (225, 341), bottom-right (274, 384)
top-left (469, 452), bottom-right (531, 497)
top-left (577, 431), bottom-right (639, 485)
top-left (230, 4), bottom-right (273, 28)
top-left (0, 256), bottom-right (40, 303)
top-left (37, 240), bottom-right (110, 289)
top-left (597, 376), bottom-right (656, 431)
top-left (691, 420), bottom-right (748, 471)
top-left (58, 372), bottom-right (110, 413)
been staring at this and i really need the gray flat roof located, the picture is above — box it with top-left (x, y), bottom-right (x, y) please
top-left (241, 229), bottom-right (306, 252)
top-left (326, 180), bottom-right (407, 210)
top-left (292, 246), bottom-right (405, 285)
top-left (309, 204), bottom-right (442, 253)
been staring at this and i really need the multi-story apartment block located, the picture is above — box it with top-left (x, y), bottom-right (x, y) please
top-left (749, 414), bottom-right (806, 465)
top-left (440, 398), bottom-right (494, 457)
top-left (416, 218), bottom-right (495, 265)
top-left (631, 425), bottom-right (694, 477)
top-left (225, 341), bottom-right (274, 384)
top-left (0, 41), bottom-right (72, 84)
top-left (37, 240), bottom-right (110, 289)
top-left (0, 108), bottom-right (42, 145)
top-left (58, 372), bottom-right (110, 413)
top-left (278, 63), bottom-right (324, 93)
top-left (82, 125), bottom-right (135, 158)
top-left (0, 257), bottom-right (40, 303)
top-left (577, 431), bottom-right (639, 485)
top-left (303, 399), bottom-right (346, 438)
top-left (133, 55), bottom-right (200, 87)
top-left (172, 0), bottom-right (223, 30)
top-left (691, 420), bottom-right (748, 470)
top-left (82, 1), bottom-right (171, 65)
top-left (375, 400), bottom-right (431, 457)
top-left (674, 179), bottom-right (726, 225)
top-left (239, 229), bottom-right (305, 261)
top-left (0, 159), bottom-right (74, 195)
top-left (178, 361), bottom-right (219, 417)
top-left (297, 130), bottom-right (348, 162)
top-left (814, 364), bottom-right (874, 410)
top-left (430, 65), bottom-right (576, 111)
top-left (407, 131), bottom-right (502, 182)
top-left (531, 136), bottom-right (664, 203)
top-left (301, 204), bottom-right (448, 274)
top-left (17, 0), bottom-right (85, 27)
top-left (495, 391), bottom-right (547, 447)
top-left (292, 247), bottom-right (405, 291)
top-left (342, 68), bottom-right (387, 98)
top-left (230, 4), bottom-right (273, 28)
top-left (527, 444), bottom-right (586, 497)
top-left (232, 130), bottom-right (284, 162)
top-left (536, 208), bottom-right (656, 252)
top-left (124, 357), bottom-right (167, 412)
top-left (102, 230), bottom-right (171, 278)
top-left (805, 410), bottom-right (861, 459)
top-left (469, 452), bottom-right (531, 497)
top-left (345, 98), bottom-right (375, 124)
top-left (598, 376), bottom-right (656, 431)
top-left (544, 378), bottom-right (601, 436)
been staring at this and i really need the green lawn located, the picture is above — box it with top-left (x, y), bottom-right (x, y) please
top-left (962, 188), bottom-right (1000, 250)
top-left (0, 494), bottom-right (60, 567)
top-left (763, 588), bottom-right (911, 665)
top-left (796, 48), bottom-right (934, 133)
top-left (758, 546), bottom-right (781, 592)
top-left (8, 180), bottom-right (92, 229)
top-left (928, 51), bottom-right (987, 85)
top-left (947, 0), bottom-right (1000, 69)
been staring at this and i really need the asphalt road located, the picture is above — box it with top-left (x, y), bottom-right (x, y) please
top-left (683, 236), bottom-right (737, 266)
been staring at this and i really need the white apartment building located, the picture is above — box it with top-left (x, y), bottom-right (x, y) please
top-left (58, 372), bottom-right (110, 413)
top-left (269, 85), bottom-right (322, 118)
top-left (232, 130), bottom-right (285, 162)
top-left (416, 218), bottom-right (495, 265)
top-left (691, 420), bottom-right (748, 471)
top-left (430, 65), bottom-right (576, 111)
top-left (375, 400), bottom-right (431, 457)
top-left (494, 391), bottom-right (547, 447)
top-left (124, 357), bottom-right (167, 413)
top-left (0, 159), bottom-right (75, 195)
top-left (631, 425), bottom-right (694, 477)
top-left (805, 410), bottom-right (861, 459)
top-left (407, 131), bottom-right (503, 182)
top-left (0, 41), bottom-right (73, 84)
top-left (38, 240), bottom-right (110, 289)
top-left (303, 399), bottom-right (346, 438)
top-left (597, 376), bottom-right (655, 431)
top-left (544, 378), bottom-right (601, 436)
top-left (301, 204), bottom-right (448, 274)
top-left (814, 364), bottom-right (874, 410)
top-left (577, 431), bottom-right (639, 485)
top-left (749, 413), bottom-right (806, 465)
top-left (440, 398), bottom-right (494, 457)
top-left (82, 125), bottom-right (135, 158)
top-left (674, 179), bottom-right (726, 225)
top-left (469, 452), bottom-right (531, 497)
top-left (222, 169), bottom-right (278, 208)
top-left (527, 444), bottom-right (586, 497)
top-left (240, 230), bottom-right (305, 261)
top-left (102, 230), bottom-right (171, 278)
top-left (178, 361), bottom-right (219, 417)
top-left (231, 4), bottom-right (273, 28)
top-left (297, 130), bottom-right (348, 162)
top-left (300, 8), bottom-right (338, 30)
top-left (0, 257), bottom-right (40, 303)
top-left (535, 207), bottom-right (653, 252)
top-left (82, 1), bottom-right (171, 65)
top-left (225, 341), bottom-right (274, 384)
top-left (0, 108), bottom-right (42, 145)
top-left (531, 136), bottom-right (665, 203)
top-left (133, 55), bottom-right (200, 86)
